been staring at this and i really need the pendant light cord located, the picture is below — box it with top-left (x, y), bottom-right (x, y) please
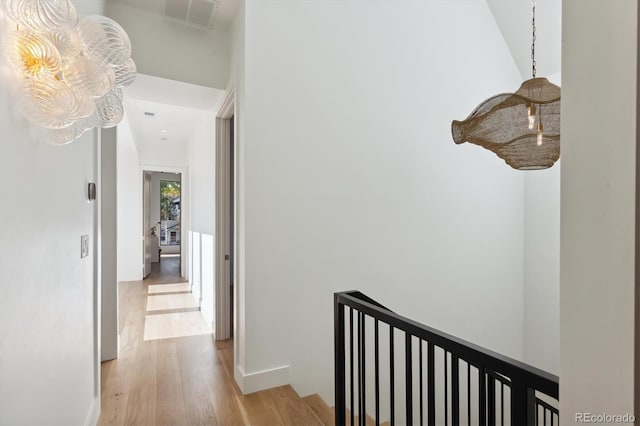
top-left (531, 0), bottom-right (537, 78)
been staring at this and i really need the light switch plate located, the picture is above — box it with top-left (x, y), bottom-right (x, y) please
top-left (81, 235), bottom-right (89, 258)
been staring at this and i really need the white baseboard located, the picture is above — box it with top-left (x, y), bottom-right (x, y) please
top-left (84, 397), bottom-right (100, 426)
top-left (235, 364), bottom-right (290, 395)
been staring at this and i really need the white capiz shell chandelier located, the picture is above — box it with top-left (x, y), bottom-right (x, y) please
top-left (0, 0), bottom-right (136, 145)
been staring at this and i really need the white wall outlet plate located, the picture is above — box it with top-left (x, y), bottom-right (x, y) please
top-left (81, 235), bottom-right (89, 258)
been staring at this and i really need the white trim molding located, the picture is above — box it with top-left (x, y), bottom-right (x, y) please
top-left (84, 397), bottom-right (100, 426)
top-left (215, 87), bottom-right (236, 341)
top-left (235, 364), bottom-right (290, 395)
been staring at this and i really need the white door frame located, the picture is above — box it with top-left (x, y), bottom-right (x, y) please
top-left (215, 87), bottom-right (236, 340)
top-left (142, 172), bottom-right (152, 278)
top-left (139, 164), bottom-right (189, 281)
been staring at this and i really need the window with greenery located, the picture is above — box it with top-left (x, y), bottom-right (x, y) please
top-left (160, 180), bottom-right (180, 246)
top-left (160, 181), bottom-right (180, 220)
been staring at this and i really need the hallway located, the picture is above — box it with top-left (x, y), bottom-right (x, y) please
top-left (98, 261), bottom-right (329, 426)
top-left (148, 256), bottom-right (183, 284)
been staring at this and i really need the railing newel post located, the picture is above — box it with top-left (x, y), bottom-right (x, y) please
top-left (334, 293), bottom-right (346, 426)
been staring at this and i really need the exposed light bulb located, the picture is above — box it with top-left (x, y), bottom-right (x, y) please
top-left (13, 31), bottom-right (62, 78)
top-left (537, 121), bottom-right (543, 146)
top-left (527, 103), bottom-right (536, 130)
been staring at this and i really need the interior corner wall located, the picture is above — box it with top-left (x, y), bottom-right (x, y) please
top-left (240, 0), bottom-right (526, 403)
top-left (561, 0), bottom-right (637, 420)
top-left (0, 4), bottom-right (102, 424)
top-left (117, 115), bottom-right (143, 282)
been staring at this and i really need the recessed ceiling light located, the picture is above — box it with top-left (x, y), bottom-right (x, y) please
top-left (161, 129), bottom-right (168, 133)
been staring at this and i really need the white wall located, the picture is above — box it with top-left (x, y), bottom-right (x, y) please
top-left (201, 234), bottom-right (215, 329)
top-left (117, 115), bottom-right (143, 281)
top-left (192, 232), bottom-right (201, 301)
top-left (0, 1), bottom-right (103, 423)
top-left (236, 0), bottom-right (527, 401)
top-left (561, 0), bottom-right (637, 421)
top-left (523, 165), bottom-right (560, 374)
top-left (188, 112), bottom-right (217, 328)
top-left (105, 1), bottom-right (230, 89)
top-left (189, 113), bottom-right (216, 235)
top-left (101, 128), bottom-right (119, 362)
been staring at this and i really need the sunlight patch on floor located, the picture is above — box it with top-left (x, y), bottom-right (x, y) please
top-left (143, 311), bottom-right (211, 341)
top-left (146, 293), bottom-right (199, 311)
top-left (148, 283), bottom-right (190, 294)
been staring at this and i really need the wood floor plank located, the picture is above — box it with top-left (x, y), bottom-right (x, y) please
top-left (123, 339), bottom-right (158, 425)
top-left (269, 386), bottom-right (324, 426)
top-left (240, 390), bottom-right (285, 426)
top-left (155, 342), bottom-right (188, 426)
top-left (303, 394), bottom-right (335, 426)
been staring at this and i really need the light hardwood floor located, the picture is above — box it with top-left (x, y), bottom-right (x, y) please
top-left (99, 259), bottom-right (333, 426)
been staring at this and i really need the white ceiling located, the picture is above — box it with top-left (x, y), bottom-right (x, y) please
top-left (125, 73), bottom-right (224, 111)
top-left (123, 74), bottom-right (225, 166)
top-left (487, 0), bottom-right (562, 80)
top-left (107, 0), bottom-right (240, 29)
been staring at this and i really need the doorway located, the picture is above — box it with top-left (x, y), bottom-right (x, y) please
top-left (143, 170), bottom-right (183, 282)
top-left (215, 88), bottom-right (236, 341)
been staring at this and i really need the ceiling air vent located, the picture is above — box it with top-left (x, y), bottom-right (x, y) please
top-left (144, 112), bottom-right (156, 118)
top-left (164, 0), bottom-right (219, 30)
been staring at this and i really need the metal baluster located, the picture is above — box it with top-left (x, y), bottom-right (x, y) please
top-left (478, 367), bottom-right (486, 426)
top-left (357, 312), bottom-right (362, 426)
top-left (406, 334), bottom-right (413, 425)
top-left (420, 341), bottom-right (424, 426)
top-left (361, 313), bottom-right (366, 426)
top-left (445, 352), bottom-right (448, 426)
top-left (467, 363), bottom-right (471, 426)
top-left (350, 308), bottom-right (354, 426)
top-left (375, 320), bottom-right (379, 426)
top-left (334, 298), bottom-right (346, 426)
top-left (487, 375), bottom-right (495, 426)
top-left (390, 327), bottom-right (395, 426)
top-left (452, 355), bottom-right (459, 426)
top-left (427, 343), bottom-right (435, 426)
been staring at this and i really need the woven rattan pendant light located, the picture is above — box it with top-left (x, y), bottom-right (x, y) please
top-left (451, 0), bottom-right (560, 170)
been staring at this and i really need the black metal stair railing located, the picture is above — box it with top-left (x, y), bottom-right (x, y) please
top-left (334, 291), bottom-right (559, 426)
